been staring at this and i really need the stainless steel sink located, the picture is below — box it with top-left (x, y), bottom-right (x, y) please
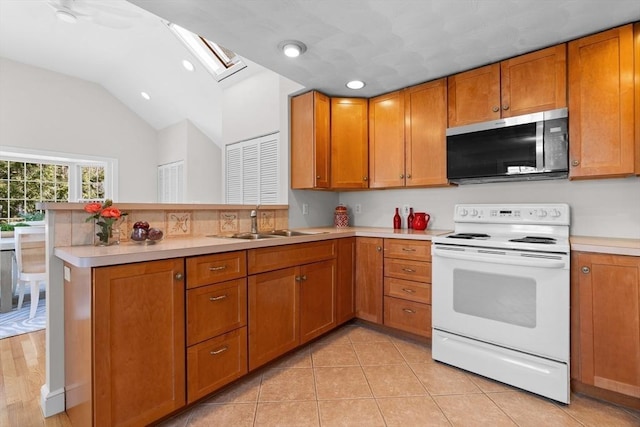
top-left (207, 229), bottom-right (327, 240)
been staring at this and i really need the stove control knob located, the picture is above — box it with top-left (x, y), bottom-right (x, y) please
top-left (537, 210), bottom-right (548, 218)
top-left (550, 209), bottom-right (562, 218)
top-left (471, 209), bottom-right (479, 217)
top-left (459, 208), bottom-right (468, 217)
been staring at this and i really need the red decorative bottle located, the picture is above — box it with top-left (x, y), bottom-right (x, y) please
top-left (393, 207), bottom-right (401, 229)
top-left (407, 207), bottom-right (415, 229)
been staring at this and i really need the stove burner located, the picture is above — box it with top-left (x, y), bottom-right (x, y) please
top-left (509, 236), bottom-right (557, 244)
top-left (447, 233), bottom-right (491, 240)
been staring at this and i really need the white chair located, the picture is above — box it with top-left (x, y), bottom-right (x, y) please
top-left (14, 226), bottom-right (46, 319)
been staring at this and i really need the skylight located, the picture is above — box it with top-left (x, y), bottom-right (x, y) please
top-left (166, 22), bottom-right (246, 82)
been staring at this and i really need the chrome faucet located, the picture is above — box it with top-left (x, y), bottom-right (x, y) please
top-left (250, 210), bottom-right (258, 234)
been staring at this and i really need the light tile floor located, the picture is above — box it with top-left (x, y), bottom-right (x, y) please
top-left (158, 324), bottom-right (640, 426)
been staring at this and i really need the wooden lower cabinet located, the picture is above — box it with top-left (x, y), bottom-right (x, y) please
top-left (247, 241), bottom-right (339, 370)
top-left (336, 237), bottom-right (356, 324)
top-left (382, 239), bottom-right (432, 337)
top-left (187, 327), bottom-right (248, 402)
top-left (355, 237), bottom-right (384, 322)
top-left (248, 267), bottom-right (300, 370)
top-left (92, 259), bottom-right (186, 427)
top-left (572, 252), bottom-right (640, 407)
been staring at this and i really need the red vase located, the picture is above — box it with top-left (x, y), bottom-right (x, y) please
top-left (407, 208), bottom-right (415, 229)
top-left (393, 208), bottom-right (401, 229)
top-left (412, 212), bottom-right (430, 230)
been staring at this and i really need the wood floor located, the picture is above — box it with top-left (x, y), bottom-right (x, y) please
top-left (0, 330), bottom-right (71, 427)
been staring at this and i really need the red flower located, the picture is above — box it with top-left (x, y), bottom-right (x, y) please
top-left (101, 207), bottom-right (122, 219)
top-left (84, 202), bottom-right (103, 214)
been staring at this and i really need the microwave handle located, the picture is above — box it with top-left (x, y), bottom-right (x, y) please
top-left (433, 248), bottom-right (567, 269)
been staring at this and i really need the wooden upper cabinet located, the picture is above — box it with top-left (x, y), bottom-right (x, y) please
top-left (404, 79), bottom-right (448, 187)
top-left (634, 23), bottom-right (640, 176)
top-left (448, 44), bottom-right (567, 127)
top-left (331, 98), bottom-right (369, 189)
top-left (448, 63), bottom-right (501, 127)
top-left (369, 90), bottom-right (406, 188)
top-left (501, 44), bottom-right (567, 117)
top-left (291, 90), bottom-right (330, 189)
top-left (569, 25), bottom-right (635, 179)
top-left (369, 80), bottom-right (448, 188)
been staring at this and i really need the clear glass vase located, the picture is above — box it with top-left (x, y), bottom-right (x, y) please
top-left (94, 218), bottom-right (121, 246)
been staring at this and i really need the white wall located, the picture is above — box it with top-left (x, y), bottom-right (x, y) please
top-left (0, 58), bottom-right (158, 202)
top-left (158, 119), bottom-right (222, 203)
top-left (338, 177), bottom-right (640, 239)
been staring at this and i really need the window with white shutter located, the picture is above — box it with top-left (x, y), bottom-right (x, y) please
top-left (157, 161), bottom-right (184, 203)
top-left (225, 133), bottom-right (280, 204)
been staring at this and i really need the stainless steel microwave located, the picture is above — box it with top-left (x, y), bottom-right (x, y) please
top-left (446, 108), bottom-right (568, 184)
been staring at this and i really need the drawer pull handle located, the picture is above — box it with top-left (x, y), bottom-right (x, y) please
top-left (402, 288), bottom-right (416, 294)
top-left (403, 308), bottom-right (416, 314)
top-left (210, 346), bottom-right (228, 355)
top-left (209, 265), bottom-right (227, 271)
top-left (402, 268), bottom-right (416, 273)
top-left (402, 248), bottom-right (416, 252)
top-left (209, 295), bottom-right (228, 301)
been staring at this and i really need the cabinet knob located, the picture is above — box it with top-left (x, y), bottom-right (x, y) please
top-left (406, 174), bottom-right (412, 179)
top-left (402, 308), bottom-right (416, 314)
top-left (400, 174), bottom-right (405, 179)
top-left (402, 268), bottom-right (416, 273)
top-left (492, 106), bottom-right (499, 112)
top-left (316, 175), bottom-right (321, 179)
top-left (572, 160), bottom-right (580, 167)
top-left (581, 266), bottom-right (590, 274)
top-left (363, 176), bottom-right (368, 181)
top-left (376, 246), bottom-right (382, 252)
top-left (174, 273), bottom-right (183, 280)
top-left (295, 276), bottom-right (302, 282)
top-left (502, 104), bottom-right (509, 110)
top-left (402, 288), bottom-right (416, 294)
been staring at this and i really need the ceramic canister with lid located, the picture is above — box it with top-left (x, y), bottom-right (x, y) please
top-left (334, 205), bottom-right (349, 228)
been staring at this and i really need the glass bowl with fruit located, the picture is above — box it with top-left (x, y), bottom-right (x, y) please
top-left (130, 221), bottom-right (164, 244)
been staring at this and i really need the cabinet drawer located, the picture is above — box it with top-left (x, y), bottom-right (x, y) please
top-left (187, 251), bottom-right (247, 289)
top-left (384, 239), bottom-right (431, 261)
top-left (187, 327), bottom-right (248, 403)
top-left (248, 240), bottom-right (336, 274)
top-left (187, 278), bottom-right (247, 346)
top-left (383, 297), bottom-right (431, 338)
top-left (384, 258), bottom-right (431, 283)
top-left (384, 277), bottom-right (431, 304)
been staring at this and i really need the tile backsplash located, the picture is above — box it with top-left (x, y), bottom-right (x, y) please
top-left (46, 203), bottom-right (289, 248)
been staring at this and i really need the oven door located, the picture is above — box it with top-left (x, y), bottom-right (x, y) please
top-left (432, 244), bottom-right (569, 362)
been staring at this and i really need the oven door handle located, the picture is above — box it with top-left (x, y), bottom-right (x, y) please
top-left (433, 249), bottom-right (567, 269)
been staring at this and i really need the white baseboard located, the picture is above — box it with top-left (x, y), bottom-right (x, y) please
top-left (40, 384), bottom-right (65, 417)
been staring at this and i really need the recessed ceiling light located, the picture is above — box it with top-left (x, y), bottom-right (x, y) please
top-left (141, 92), bottom-right (151, 100)
top-left (346, 80), bottom-right (366, 90)
top-left (278, 40), bottom-right (307, 58)
top-left (55, 10), bottom-right (78, 24)
top-left (182, 59), bottom-right (195, 71)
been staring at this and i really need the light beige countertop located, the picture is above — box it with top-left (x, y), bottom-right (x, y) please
top-left (570, 236), bottom-right (640, 257)
top-left (54, 227), bottom-right (450, 268)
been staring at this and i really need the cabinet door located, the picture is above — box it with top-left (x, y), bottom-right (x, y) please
top-left (447, 63), bottom-right (501, 127)
top-left (568, 25), bottom-right (635, 178)
top-left (300, 259), bottom-right (337, 344)
top-left (291, 90), bottom-right (331, 189)
top-left (93, 259), bottom-right (185, 427)
top-left (369, 91), bottom-right (406, 188)
top-left (355, 237), bottom-right (384, 323)
top-left (404, 79), bottom-right (448, 187)
top-left (248, 267), bottom-right (299, 370)
top-left (575, 253), bottom-right (640, 398)
top-left (331, 98), bottom-right (369, 189)
top-left (336, 237), bottom-right (356, 325)
top-left (636, 23), bottom-right (640, 176)
top-left (501, 44), bottom-right (567, 117)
